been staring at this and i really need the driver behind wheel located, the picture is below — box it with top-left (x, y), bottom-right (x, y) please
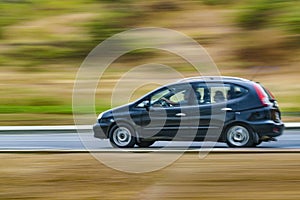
top-left (161, 88), bottom-right (197, 106)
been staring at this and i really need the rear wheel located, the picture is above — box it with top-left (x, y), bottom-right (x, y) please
top-left (136, 140), bottom-right (155, 148)
top-left (226, 124), bottom-right (256, 147)
top-left (109, 124), bottom-right (136, 148)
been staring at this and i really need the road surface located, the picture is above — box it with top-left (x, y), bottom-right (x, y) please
top-left (0, 129), bottom-right (299, 151)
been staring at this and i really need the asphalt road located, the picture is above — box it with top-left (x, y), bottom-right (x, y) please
top-left (0, 129), bottom-right (299, 151)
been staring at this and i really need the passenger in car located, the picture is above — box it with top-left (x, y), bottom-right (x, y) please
top-left (214, 90), bottom-right (225, 103)
top-left (227, 90), bottom-right (232, 100)
top-left (203, 88), bottom-right (211, 104)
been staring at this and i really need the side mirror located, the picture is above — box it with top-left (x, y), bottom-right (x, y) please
top-left (137, 100), bottom-right (150, 109)
top-left (143, 100), bottom-right (150, 108)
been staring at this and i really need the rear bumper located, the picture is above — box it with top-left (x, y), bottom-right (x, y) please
top-left (250, 120), bottom-right (284, 138)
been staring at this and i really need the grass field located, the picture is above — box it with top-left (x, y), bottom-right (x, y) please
top-left (0, 0), bottom-right (299, 125)
top-left (0, 153), bottom-right (299, 199)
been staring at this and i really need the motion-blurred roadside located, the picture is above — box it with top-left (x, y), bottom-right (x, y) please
top-left (0, 0), bottom-right (299, 125)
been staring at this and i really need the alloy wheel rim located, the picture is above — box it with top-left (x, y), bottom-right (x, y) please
top-left (113, 127), bottom-right (131, 147)
top-left (227, 126), bottom-right (250, 146)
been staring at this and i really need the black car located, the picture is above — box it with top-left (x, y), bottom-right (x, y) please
top-left (93, 76), bottom-right (284, 148)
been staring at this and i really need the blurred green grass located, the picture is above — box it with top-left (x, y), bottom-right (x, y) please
top-left (0, 0), bottom-right (299, 125)
top-left (236, 0), bottom-right (300, 35)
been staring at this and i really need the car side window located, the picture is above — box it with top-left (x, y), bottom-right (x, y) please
top-left (210, 85), bottom-right (230, 104)
top-left (195, 86), bottom-right (210, 104)
top-left (169, 88), bottom-right (198, 106)
top-left (151, 89), bottom-right (169, 104)
top-left (229, 85), bottom-right (248, 99)
top-left (194, 83), bottom-right (231, 104)
top-left (150, 84), bottom-right (198, 107)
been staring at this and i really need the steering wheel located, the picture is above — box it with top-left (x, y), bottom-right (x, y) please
top-left (158, 98), bottom-right (170, 107)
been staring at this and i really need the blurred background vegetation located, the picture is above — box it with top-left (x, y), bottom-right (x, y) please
top-left (0, 0), bottom-right (299, 125)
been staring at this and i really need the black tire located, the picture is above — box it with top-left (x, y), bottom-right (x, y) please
top-left (136, 140), bottom-right (155, 148)
top-left (109, 123), bottom-right (136, 148)
top-left (255, 140), bottom-right (263, 146)
top-left (225, 124), bottom-right (256, 148)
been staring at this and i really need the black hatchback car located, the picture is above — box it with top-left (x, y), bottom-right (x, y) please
top-left (93, 76), bottom-right (284, 148)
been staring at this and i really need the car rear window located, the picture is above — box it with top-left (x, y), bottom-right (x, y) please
top-left (231, 85), bottom-right (248, 99)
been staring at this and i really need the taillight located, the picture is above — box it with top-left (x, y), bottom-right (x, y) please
top-left (253, 83), bottom-right (271, 107)
top-left (265, 88), bottom-right (275, 99)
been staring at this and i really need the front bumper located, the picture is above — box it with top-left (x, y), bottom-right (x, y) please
top-left (93, 123), bottom-right (109, 139)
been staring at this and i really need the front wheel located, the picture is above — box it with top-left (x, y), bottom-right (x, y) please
top-left (109, 124), bottom-right (136, 148)
top-left (225, 124), bottom-right (256, 148)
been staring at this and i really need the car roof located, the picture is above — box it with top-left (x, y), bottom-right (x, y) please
top-left (136, 76), bottom-right (254, 102)
top-left (177, 76), bottom-right (251, 83)
top-left (155, 76), bottom-right (253, 91)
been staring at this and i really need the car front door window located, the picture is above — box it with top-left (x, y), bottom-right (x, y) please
top-left (150, 86), bottom-right (198, 108)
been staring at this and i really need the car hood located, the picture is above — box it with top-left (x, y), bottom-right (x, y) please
top-left (98, 103), bottom-right (134, 119)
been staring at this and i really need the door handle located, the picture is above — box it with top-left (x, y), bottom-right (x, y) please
top-left (221, 108), bottom-right (232, 111)
top-left (176, 113), bottom-right (186, 117)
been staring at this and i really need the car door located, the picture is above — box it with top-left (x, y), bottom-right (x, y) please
top-left (141, 105), bottom-right (183, 139)
top-left (194, 83), bottom-right (236, 140)
top-left (139, 83), bottom-right (200, 140)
